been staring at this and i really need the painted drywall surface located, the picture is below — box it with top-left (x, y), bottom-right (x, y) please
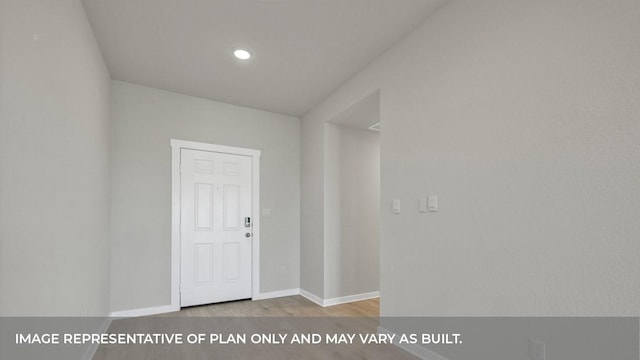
top-left (324, 124), bottom-right (380, 299)
top-left (110, 81), bottom-right (300, 312)
top-left (0, 0), bottom-right (111, 316)
top-left (303, 0), bottom-right (640, 316)
top-left (300, 107), bottom-right (325, 298)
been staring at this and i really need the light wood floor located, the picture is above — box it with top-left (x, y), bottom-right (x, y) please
top-left (94, 296), bottom-right (417, 359)
top-left (164, 295), bottom-right (380, 317)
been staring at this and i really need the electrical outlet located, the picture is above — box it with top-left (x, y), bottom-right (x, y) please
top-left (530, 339), bottom-right (545, 360)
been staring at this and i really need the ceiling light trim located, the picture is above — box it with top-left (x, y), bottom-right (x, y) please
top-left (232, 47), bottom-right (253, 60)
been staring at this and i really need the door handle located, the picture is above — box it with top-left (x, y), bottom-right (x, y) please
top-left (245, 232), bottom-right (251, 238)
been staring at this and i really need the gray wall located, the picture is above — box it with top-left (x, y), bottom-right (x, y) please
top-left (0, 0), bottom-right (111, 316)
top-left (110, 81), bottom-right (300, 312)
top-left (324, 124), bottom-right (380, 299)
top-left (302, 0), bottom-right (640, 316)
top-left (300, 106), bottom-right (325, 298)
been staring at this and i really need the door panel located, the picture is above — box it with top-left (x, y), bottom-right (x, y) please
top-left (195, 183), bottom-right (213, 230)
top-left (223, 243), bottom-right (241, 281)
top-left (194, 243), bottom-right (213, 285)
top-left (223, 185), bottom-right (241, 230)
top-left (180, 149), bottom-right (252, 307)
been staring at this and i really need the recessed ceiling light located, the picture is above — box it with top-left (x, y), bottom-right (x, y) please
top-left (233, 48), bottom-right (252, 60)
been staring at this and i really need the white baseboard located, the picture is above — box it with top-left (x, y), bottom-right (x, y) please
top-left (299, 289), bottom-right (379, 307)
top-left (82, 317), bottom-right (112, 360)
top-left (108, 288), bottom-right (303, 318)
top-left (108, 289), bottom-right (377, 318)
top-left (253, 288), bottom-right (300, 300)
top-left (377, 327), bottom-right (448, 360)
top-left (323, 291), bottom-right (379, 307)
top-left (109, 288), bottom-right (303, 318)
top-left (299, 289), bottom-right (325, 306)
top-left (109, 304), bottom-right (179, 318)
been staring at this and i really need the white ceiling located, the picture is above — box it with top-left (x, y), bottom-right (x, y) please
top-left (82, 0), bottom-right (445, 116)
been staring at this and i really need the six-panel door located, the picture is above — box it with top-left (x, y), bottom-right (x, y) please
top-left (180, 149), bottom-right (252, 307)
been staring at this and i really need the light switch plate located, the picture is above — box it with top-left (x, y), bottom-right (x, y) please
top-left (428, 195), bottom-right (438, 212)
top-left (392, 199), bottom-right (401, 214)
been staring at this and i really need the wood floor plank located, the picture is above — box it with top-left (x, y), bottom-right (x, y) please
top-left (93, 296), bottom-right (417, 360)
top-left (168, 296), bottom-right (380, 317)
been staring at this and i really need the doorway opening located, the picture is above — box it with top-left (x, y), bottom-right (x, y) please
top-left (324, 90), bottom-right (381, 302)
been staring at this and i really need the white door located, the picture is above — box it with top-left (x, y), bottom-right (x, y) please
top-left (180, 148), bottom-right (253, 307)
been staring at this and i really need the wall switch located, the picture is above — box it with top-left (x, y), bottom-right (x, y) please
top-left (262, 208), bottom-right (271, 218)
top-left (392, 199), bottom-right (401, 214)
top-left (428, 195), bottom-right (438, 212)
top-left (530, 339), bottom-right (545, 360)
top-left (419, 197), bottom-right (428, 213)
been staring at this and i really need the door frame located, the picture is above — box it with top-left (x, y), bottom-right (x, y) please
top-left (170, 139), bottom-right (261, 309)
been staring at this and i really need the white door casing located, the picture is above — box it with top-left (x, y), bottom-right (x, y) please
top-left (180, 149), bottom-right (252, 306)
top-left (171, 140), bottom-right (260, 310)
